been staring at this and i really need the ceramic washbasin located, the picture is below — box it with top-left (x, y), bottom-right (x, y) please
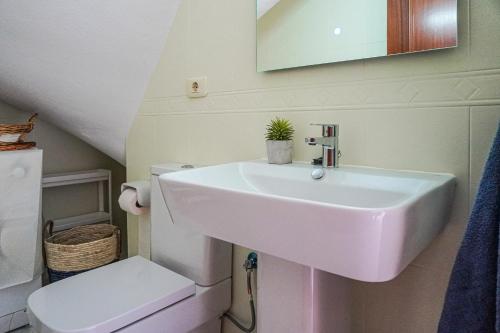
top-left (159, 161), bottom-right (455, 282)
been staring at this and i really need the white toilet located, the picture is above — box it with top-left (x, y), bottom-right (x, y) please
top-left (27, 163), bottom-right (233, 333)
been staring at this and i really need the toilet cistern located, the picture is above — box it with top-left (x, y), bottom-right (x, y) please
top-left (305, 123), bottom-right (340, 168)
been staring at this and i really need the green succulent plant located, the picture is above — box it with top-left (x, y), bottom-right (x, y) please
top-left (265, 117), bottom-right (294, 141)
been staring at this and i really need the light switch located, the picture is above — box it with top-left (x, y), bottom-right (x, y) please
top-left (186, 76), bottom-right (208, 98)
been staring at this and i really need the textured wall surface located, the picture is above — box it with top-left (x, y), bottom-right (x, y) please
top-left (0, 0), bottom-right (180, 163)
top-left (127, 0), bottom-right (500, 332)
top-left (0, 101), bottom-right (127, 256)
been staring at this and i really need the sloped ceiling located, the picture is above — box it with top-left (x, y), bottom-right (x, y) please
top-left (0, 0), bottom-right (181, 164)
top-left (257, 0), bottom-right (281, 19)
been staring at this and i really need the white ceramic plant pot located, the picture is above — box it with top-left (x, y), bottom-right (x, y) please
top-left (266, 140), bottom-right (293, 164)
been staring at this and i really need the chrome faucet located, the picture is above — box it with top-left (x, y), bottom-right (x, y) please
top-left (305, 124), bottom-right (340, 168)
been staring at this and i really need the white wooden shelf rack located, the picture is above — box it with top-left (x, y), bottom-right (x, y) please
top-left (42, 169), bottom-right (112, 232)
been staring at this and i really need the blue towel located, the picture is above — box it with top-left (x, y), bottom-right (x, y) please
top-left (439, 122), bottom-right (500, 333)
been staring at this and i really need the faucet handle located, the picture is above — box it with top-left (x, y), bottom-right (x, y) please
top-left (310, 123), bottom-right (339, 137)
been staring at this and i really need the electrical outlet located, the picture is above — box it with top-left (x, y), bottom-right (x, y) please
top-left (186, 76), bottom-right (208, 98)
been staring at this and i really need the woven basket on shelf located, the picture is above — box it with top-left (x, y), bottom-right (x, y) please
top-left (0, 113), bottom-right (37, 151)
top-left (0, 142), bottom-right (36, 151)
top-left (44, 222), bottom-right (120, 282)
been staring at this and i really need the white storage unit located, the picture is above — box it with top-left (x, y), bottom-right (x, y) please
top-left (0, 149), bottom-right (43, 332)
top-left (42, 169), bottom-right (112, 232)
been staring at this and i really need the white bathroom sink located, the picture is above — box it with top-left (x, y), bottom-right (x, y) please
top-left (159, 161), bottom-right (455, 282)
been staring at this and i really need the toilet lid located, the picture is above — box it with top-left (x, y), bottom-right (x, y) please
top-left (28, 256), bottom-right (196, 333)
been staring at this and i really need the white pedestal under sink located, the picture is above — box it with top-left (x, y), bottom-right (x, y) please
top-left (159, 161), bottom-right (456, 331)
top-left (258, 253), bottom-right (354, 333)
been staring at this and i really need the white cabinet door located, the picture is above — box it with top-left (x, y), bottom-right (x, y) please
top-left (0, 149), bottom-right (43, 290)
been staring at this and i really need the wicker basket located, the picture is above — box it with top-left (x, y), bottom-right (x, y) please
top-left (0, 113), bottom-right (37, 151)
top-left (0, 142), bottom-right (36, 151)
top-left (44, 222), bottom-right (120, 282)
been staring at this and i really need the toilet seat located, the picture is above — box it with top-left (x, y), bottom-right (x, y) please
top-left (27, 256), bottom-right (195, 333)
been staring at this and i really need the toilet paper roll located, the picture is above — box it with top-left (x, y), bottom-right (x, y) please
top-left (119, 189), bottom-right (147, 215)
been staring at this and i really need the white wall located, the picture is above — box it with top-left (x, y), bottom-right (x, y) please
top-left (0, 101), bottom-right (128, 255)
top-left (127, 0), bottom-right (500, 332)
top-left (0, 0), bottom-right (181, 163)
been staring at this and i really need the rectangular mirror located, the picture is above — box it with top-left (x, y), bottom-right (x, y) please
top-left (257, 0), bottom-right (458, 72)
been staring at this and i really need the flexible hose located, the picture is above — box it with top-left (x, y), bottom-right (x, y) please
top-left (223, 269), bottom-right (256, 332)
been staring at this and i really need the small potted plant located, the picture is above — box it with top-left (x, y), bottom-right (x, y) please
top-left (265, 117), bottom-right (294, 164)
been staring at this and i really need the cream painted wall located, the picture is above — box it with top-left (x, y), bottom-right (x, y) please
top-left (127, 0), bottom-right (500, 332)
top-left (0, 101), bottom-right (128, 256)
